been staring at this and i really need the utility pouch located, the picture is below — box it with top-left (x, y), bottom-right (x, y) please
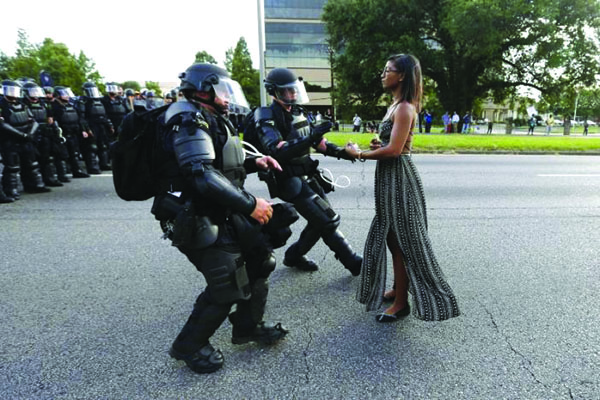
top-left (151, 193), bottom-right (185, 221)
top-left (258, 170), bottom-right (279, 198)
top-left (171, 200), bottom-right (196, 247)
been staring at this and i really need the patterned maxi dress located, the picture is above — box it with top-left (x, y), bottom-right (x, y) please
top-left (356, 119), bottom-right (460, 321)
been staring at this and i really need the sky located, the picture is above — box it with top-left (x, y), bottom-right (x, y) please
top-left (0, 0), bottom-right (261, 84)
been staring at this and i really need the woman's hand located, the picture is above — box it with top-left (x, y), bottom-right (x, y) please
top-left (345, 142), bottom-right (360, 159)
top-left (369, 136), bottom-right (382, 150)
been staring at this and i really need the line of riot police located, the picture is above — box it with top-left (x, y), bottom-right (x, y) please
top-left (0, 79), bottom-right (164, 203)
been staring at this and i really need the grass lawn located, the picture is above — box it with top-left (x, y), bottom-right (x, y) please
top-left (324, 130), bottom-right (600, 153)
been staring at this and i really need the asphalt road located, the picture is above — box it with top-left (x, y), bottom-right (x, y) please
top-left (1, 154), bottom-right (599, 400)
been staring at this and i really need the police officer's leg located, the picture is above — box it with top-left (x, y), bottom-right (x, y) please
top-left (94, 125), bottom-right (111, 171)
top-left (0, 157), bottom-right (15, 203)
top-left (38, 136), bottom-right (62, 187)
top-left (20, 142), bottom-right (50, 193)
top-left (53, 139), bottom-right (71, 183)
top-left (309, 179), bottom-right (362, 275)
top-left (65, 135), bottom-right (90, 178)
top-left (230, 249), bottom-right (288, 345)
top-left (170, 244), bottom-right (250, 374)
top-left (80, 135), bottom-right (101, 174)
top-left (287, 180), bottom-right (361, 275)
top-left (1, 146), bottom-right (21, 200)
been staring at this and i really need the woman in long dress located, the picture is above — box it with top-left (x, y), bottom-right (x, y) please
top-left (345, 54), bottom-right (460, 323)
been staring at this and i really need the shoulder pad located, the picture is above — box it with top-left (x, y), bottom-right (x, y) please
top-left (254, 107), bottom-right (274, 123)
top-left (164, 100), bottom-right (201, 125)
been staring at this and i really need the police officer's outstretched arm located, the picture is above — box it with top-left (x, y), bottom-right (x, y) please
top-left (255, 107), bottom-right (330, 162)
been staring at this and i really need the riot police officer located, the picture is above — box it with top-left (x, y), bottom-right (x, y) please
top-left (0, 79), bottom-right (50, 198)
top-left (22, 81), bottom-right (64, 187)
top-left (123, 89), bottom-right (136, 114)
top-left (77, 82), bottom-right (112, 171)
top-left (249, 68), bottom-right (362, 275)
top-left (101, 82), bottom-right (127, 132)
top-left (151, 63), bottom-right (290, 374)
top-left (51, 86), bottom-right (90, 178)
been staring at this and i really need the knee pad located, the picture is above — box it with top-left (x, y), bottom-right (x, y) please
top-left (198, 247), bottom-right (251, 305)
top-left (295, 193), bottom-right (340, 231)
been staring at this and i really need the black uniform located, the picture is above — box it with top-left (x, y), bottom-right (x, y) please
top-left (77, 96), bottom-right (112, 171)
top-left (24, 98), bottom-right (66, 186)
top-left (51, 99), bottom-right (90, 178)
top-left (0, 97), bottom-right (49, 197)
top-left (253, 100), bottom-right (362, 275)
top-left (152, 99), bottom-right (292, 373)
top-left (101, 95), bottom-right (127, 132)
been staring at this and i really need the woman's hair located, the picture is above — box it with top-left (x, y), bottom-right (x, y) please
top-left (388, 54), bottom-right (423, 111)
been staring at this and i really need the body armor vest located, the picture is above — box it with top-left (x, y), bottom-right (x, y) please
top-left (56, 103), bottom-right (80, 131)
top-left (5, 103), bottom-right (32, 132)
top-left (106, 98), bottom-right (126, 117)
top-left (219, 118), bottom-right (246, 188)
top-left (28, 102), bottom-right (48, 123)
top-left (86, 99), bottom-right (107, 122)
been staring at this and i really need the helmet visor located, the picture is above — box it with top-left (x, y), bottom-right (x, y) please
top-left (86, 87), bottom-right (102, 98)
top-left (105, 84), bottom-right (119, 94)
top-left (26, 87), bottom-right (45, 98)
top-left (3, 85), bottom-right (22, 98)
top-left (274, 79), bottom-right (309, 105)
top-left (222, 79), bottom-right (250, 112)
top-left (57, 88), bottom-right (75, 99)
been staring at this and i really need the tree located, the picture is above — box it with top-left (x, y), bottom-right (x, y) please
top-left (323, 0), bottom-right (600, 116)
top-left (194, 50), bottom-right (217, 64)
top-left (145, 81), bottom-right (162, 97)
top-left (225, 37), bottom-right (260, 107)
top-left (0, 29), bottom-right (103, 95)
top-left (121, 81), bottom-right (141, 91)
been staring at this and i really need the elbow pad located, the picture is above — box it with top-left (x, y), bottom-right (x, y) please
top-left (193, 167), bottom-right (256, 215)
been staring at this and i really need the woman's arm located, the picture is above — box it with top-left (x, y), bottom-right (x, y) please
top-left (346, 102), bottom-right (415, 161)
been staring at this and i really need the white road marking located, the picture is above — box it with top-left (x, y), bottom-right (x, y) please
top-left (538, 174), bottom-right (600, 177)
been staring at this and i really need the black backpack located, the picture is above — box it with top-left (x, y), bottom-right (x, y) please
top-left (110, 104), bottom-right (169, 201)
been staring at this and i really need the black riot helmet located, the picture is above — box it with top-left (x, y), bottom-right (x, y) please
top-left (179, 64), bottom-right (251, 115)
top-left (124, 88), bottom-right (135, 97)
top-left (82, 81), bottom-right (102, 98)
top-left (53, 86), bottom-right (76, 102)
top-left (179, 63), bottom-right (232, 110)
top-left (43, 86), bottom-right (54, 96)
top-left (264, 68), bottom-right (309, 105)
top-left (2, 79), bottom-right (23, 103)
top-left (22, 81), bottom-right (45, 102)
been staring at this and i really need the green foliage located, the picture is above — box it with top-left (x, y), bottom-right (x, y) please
top-left (145, 81), bottom-right (162, 97)
top-left (0, 29), bottom-right (102, 95)
top-left (323, 0), bottom-right (600, 117)
top-left (226, 37), bottom-right (260, 107)
top-left (194, 51), bottom-right (217, 64)
top-left (121, 81), bottom-right (141, 91)
top-left (325, 132), bottom-right (600, 153)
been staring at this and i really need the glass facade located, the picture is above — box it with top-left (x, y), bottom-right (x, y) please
top-left (265, 0), bottom-right (325, 19)
top-left (264, 0), bottom-right (331, 105)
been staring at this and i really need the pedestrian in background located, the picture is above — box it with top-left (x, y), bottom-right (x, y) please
top-left (442, 111), bottom-right (450, 133)
top-left (451, 111), bottom-right (459, 133)
top-left (345, 54), bottom-right (460, 323)
top-left (545, 114), bottom-right (554, 135)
